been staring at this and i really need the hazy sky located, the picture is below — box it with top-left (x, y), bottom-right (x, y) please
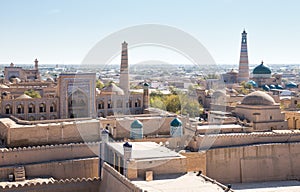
top-left (0, 0), bottom-right (299, 65)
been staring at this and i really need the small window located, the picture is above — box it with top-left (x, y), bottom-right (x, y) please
top-left (270, 116), bottom-right (272, 120)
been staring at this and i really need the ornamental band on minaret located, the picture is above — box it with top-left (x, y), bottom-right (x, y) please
top-left (238, 29), bottom-right (249, 82)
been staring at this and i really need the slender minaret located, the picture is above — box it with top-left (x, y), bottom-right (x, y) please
top-left (119, 41), bottom-right (129, 95)
top-left (238, 29), bottom-right (249, 83)
top-left (34, 58), bottom-right (39, 70)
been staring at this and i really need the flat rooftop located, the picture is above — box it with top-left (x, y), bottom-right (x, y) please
top-left (132, 172), bottom-right (225, 192)
top-left (233, 180), bottom-right (300, 192)
top-left (0, 118), bottom-right (99, 128)
top-left (107, 142), bottom-right (182, 160)
top-left (197, 124), bottom-right (243, 130)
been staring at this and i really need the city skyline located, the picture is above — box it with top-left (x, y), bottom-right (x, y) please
top-left (0, 0), bottom-right (300, 65)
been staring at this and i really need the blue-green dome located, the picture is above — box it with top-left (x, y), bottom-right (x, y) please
top-left (131, 120), bottom-right (143, 129)
top-left (253, 62), bottom-right (271, 74)
top-left (286, 82), bottom-right (297, 88)
top-left (170, 118), bottom-right (182, 127)
top-left (269, 84), bottom-right (276, 89)
top-left (123, 142), bottom-right (132, 148)
top-left (246, 80), bottom-right (257, 87)
top-left (143, 82), bottom-right (150, 87)
top-left (262, 85), bottom-right (270, 91)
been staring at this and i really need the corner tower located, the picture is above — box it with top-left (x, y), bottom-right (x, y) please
top-left (238, 29), bottom-right (249, 83)
top-left (119, 41), bottom-right (129, 95)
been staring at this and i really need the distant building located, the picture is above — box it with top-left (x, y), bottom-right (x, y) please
top-left (4, 59), bottom-right (40, 82)
top-left (222, 69), bottom-right (238, 84)
top-left (0, 42), bottom-right (149, 120)
top-left (251, 61), bottom-right (282, 87)
top-left (235, 91), bottom-right (287, 131)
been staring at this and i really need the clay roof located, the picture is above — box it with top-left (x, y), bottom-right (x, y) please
top-left (16, 94), bottom-right (32, 99)
top-left (241, 91), bottom-right (275, 105)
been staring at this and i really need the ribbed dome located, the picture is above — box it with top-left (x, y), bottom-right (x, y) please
top-left (131, 120), bottom-right (143, 129)
top-left (253, 62), bottom-right (271, 74)
top-left (170, 118), bottom-right (182, 127)
top-left (241, 91), bottom-right (275, 105)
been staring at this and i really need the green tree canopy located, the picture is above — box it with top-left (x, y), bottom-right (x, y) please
top-left (96, 79), bottom-right (105, 89)
top-left (24, 89), bottom-right (41, 98)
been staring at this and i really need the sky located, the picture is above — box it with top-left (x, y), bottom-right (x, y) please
top-left (0, 0), bottom-right (300, 65)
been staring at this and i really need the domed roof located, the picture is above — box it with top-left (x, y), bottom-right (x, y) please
top-left (246, 80), bottom-right (257, 87)
top-left (170, 118), bottom-right (182, 127)
top-left (46, 77), bottom-right (54, 82)
top-left (123, 142), bottom-right (132, 148)
top-left (262, 85), bottom-right (270, 91)
top-left (241, 91), bottom-right (275, 105)
top-left (253, 61), bottom-right (271, 74)
top-left (212, 90), bottom-right (226, 98)
top-left (143, 82), bottom-right (150, 87)
top-left (227, 69), bottom-right (238, 74)
top-left (16, 94), bottom-right (32, 99)
top-left (101, 83), bottom-right (124, 95)
top-left (269, 84), bottom-right (276, 89)
top-left (286, 82), bottom-right (297, 88)
top-left (131, 120), bottom-right (143, 129)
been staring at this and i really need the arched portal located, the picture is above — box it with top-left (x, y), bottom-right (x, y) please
top-left (68, 89), bottom-right (88, 118)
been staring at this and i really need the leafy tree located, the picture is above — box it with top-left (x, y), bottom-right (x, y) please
top-left (24, 89), bottom-right (41, 98)
top-left (96, 79), bottom-right (105, 89)
top-left (164, 94), bottom-right (181, 113)
top-left (150, 96), bottom-right (165, 110)
top-left (179, 93), bottom-right (203, 118)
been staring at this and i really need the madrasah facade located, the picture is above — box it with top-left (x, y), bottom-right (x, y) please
top-left (0, 42), bottom-right (149, 121)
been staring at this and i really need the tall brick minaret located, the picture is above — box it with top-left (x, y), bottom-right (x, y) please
top-left (119, 41), bottom-right (129, 95)
top-left (238, 29), bottom-right (249, 83)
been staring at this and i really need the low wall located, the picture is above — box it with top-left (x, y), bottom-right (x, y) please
top-left (0, 157), bottom-right (99, 182)
top-left (189, 131), bottom-right (300, 150)
top-left (0, 142), bottom-right (99, 167)
top-left (180, 152), bottom-right (206, 174)
top-left (6, 120), bottom-right (101, 147)
top-left (1, 177), bottom-right (101, 192)
top-left (100, 115), bottom-right (186, 140)
top-left (206, 142), bottom-right (300, 183)
top-left (136, 157), bottom-right (187, 179)
top-left (100, 163), bottom-right (142, 192)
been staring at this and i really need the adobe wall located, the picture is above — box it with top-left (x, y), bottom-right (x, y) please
top-left (100, 162), bottom-right (142, 192)
top-left (285, 111), bottom-right (300, 129)
top-left (0, 142), bottom-right (99, 167)
top-left (136, 157), bottom-right (187, 179)
top-left (0, 157), bottom-right (99, 181)
top-left (206, 142), bottom-right (300, 183)
top-left (1, 177), bottom-right (101, 192)
top-left (0, 121), bottom-right (9, 144)
top-left (189, 132), bottom-right (300, 150)
top-left (100, 115), bottom-right (186, 139)
top-left (6, 120), bottom-right (101, 147)
top-left (180, 152), bottom-right (206, 175)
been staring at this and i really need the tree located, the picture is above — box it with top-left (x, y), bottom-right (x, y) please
top-left (179, 93), bottom-right (203, 118)
top-left (164, 94), bottom-right (181, 113)
top-left (96, 79), bottom-right (105, 89)
top-left (24, 89), bottom-right (41, 98)
top-left (150, 96), bottom-right (165, 110)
